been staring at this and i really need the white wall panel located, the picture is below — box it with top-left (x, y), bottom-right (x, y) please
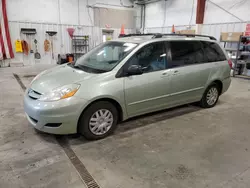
top-left (7, 0), bottom-right (59, 23)
top-left (145, 0), bottom-right (197, 28)
top-left (143, 0), bottom-right (250, 39)
top-left (144, 0), bottom-right (250, 29)
top-left (7, 0), bottom-right (133, 25)
top-left (143, 0), bottom-right (249, 49)
top-left (5, 0), bottom-right (135, 66)
top-left (59, 0), bottom-right (79, 25)
top-left (204, 0), bottom-right (250, 24)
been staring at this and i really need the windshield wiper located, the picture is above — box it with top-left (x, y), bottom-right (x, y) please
top-left (107, 60), bottom-right (118, 64)
top-left (68, 63), bottom-right (108, 73)
top-left (67, 63), bottom-right (84, 70)
top-left (80, 65), bottom-right (109, 73)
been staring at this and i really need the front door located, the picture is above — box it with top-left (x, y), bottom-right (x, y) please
top-left (167, 40), bottom-right (211, 105)
top-left (124, 42), bottom-right (172, 117)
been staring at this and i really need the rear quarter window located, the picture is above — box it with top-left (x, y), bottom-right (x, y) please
top-left (201, 41), bottom-right (226, 62)
top-left (169, 41), bottom-right (205, 68)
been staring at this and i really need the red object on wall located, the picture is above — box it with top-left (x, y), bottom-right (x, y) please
top-left (245, 24), bottom-right (250, 36)
top-left (67, 28), bottom-right (75, 38)
top-left (105, 24), bottom-right (111, 29)
top-left (0, 0), bottom-right (14, 60)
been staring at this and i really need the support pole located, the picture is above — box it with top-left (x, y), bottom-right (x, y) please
top-left (196, 0), bottom-right (206, 34)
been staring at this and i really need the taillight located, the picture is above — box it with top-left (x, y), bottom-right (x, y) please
top-left (228, 59), bottom-right (233, 69)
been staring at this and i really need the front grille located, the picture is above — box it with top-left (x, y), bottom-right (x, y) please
top-left (29, 96), bottom-right (37, 100)
top-left (32, 90), bottom-right (41, 95)
top-left (29, 116), bottom-right (38, 123)
top-left (28, 89), bottom-right (42, 100)
top-left (45, 123), bottom-right (62, 127)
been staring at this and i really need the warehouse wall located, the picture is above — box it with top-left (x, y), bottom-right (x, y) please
top-left (144, 0), bottom-right (250, 42)
top-left (6, 0), bottom-right (135, 66)
top-left (145, 0), bottom-right (197, 28)
top-left (7, 0), bottom-right (134, 25)
top-left (144, 0), bottom-right (250, 29)
top-left (204, 0), bottom-right (250, 24)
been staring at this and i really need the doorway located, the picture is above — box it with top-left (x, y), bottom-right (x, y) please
top-left (102, 29), bottom-right (114, 43)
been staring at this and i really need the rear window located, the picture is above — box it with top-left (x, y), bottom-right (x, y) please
top-left (201, 41), bottom-right (226, 62)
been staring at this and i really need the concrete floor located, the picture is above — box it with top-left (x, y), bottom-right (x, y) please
top-left (1, 64), bottom-right (250, 188)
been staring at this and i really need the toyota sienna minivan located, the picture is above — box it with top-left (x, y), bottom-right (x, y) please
top-left (24, 34), bottom-right (231, 140)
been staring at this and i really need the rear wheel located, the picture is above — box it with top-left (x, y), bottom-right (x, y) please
top-left (78, 101), bottom-right (118, 140)
top-left (200, 84), bottom-right (220, 108)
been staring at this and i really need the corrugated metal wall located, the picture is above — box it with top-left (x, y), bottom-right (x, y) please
top-left (4, 0), bottom-right (136, 66)
top-left (8, 21), bottom-right (135, 66)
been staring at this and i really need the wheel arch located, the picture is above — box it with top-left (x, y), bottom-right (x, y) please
top-left (77, 97), bottom-right (126, 132)
top-left (210, 79), bottom-right (223, 95)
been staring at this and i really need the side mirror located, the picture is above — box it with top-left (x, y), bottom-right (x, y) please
top-left (126, 65), bottom-right (143, 76)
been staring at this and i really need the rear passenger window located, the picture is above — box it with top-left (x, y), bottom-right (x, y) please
top-left (169, 41), bottom-right (205, 68)
top-left (201, 41), bottom-right (226, 62)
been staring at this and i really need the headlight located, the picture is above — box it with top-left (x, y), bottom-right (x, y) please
top-left (38, 84), bottom-right (80, 102)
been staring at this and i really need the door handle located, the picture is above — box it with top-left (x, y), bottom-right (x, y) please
top-left (161, 71), bottom-right (170, 77)
top-left (173, 70), bottom-right (179, 75)
top-left (162, 72), bottom-right (168, 75)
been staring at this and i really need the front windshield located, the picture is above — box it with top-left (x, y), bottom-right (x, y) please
top-left (75, 41), bottom-right (138, 73)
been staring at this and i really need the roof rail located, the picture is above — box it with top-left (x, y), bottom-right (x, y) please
top-left (156, 33), bottom-right (217, 41)
top-left (119, 33), bottom-right (217, 41)
top-left (119, 33), bottom-right (156, 38)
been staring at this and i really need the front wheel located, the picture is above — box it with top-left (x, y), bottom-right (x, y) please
top-left (200, 84), bottom-right (220, 108)
top-left (78, 101), bottom-right (118, 140)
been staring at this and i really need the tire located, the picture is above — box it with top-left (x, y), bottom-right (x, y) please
top-left (200, 84), bottom-right (220, 108)
top-left (78, 101), bottom-right (118, 140)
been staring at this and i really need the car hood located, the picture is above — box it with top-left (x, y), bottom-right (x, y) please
top-left (30, 64), bottom-right (96, 94)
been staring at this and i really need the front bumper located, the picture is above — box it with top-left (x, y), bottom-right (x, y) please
top-left (23, 90), bottom-right (88, 134)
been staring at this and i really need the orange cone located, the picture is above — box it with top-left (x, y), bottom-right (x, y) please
top-left (119, 24), bottom-right (125, 38)
top-left (172, 24), bottom-right (175, 34)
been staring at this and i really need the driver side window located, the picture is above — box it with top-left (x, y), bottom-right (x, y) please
top-left (126, 42), bottom-right (167, 73)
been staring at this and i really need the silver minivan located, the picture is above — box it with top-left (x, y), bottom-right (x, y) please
top-left (24, 34), bottom-right (231, 140)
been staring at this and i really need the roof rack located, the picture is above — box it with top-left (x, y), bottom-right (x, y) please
top-left (119, 33), bottom-right (217, 41)
top-left (157, 33), bottom-right (217, 40)
top-left (119, 33), bottom-right (156, 38)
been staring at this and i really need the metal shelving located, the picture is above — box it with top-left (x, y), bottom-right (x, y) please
top-left (72, 35), bottom-right (89, 61)
top-left (223, 35), bottom-right (250, 77)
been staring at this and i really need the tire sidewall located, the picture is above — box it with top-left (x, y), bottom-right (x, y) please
top-left (78, 101), bottom-right (118, 140)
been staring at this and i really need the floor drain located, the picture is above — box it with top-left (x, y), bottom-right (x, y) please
top-left (23, 75), bottom-right (36, 78)
top-left (13, 74), bottom-right (26, 91)
top-left (56, 136), bottom-right (100, 188)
